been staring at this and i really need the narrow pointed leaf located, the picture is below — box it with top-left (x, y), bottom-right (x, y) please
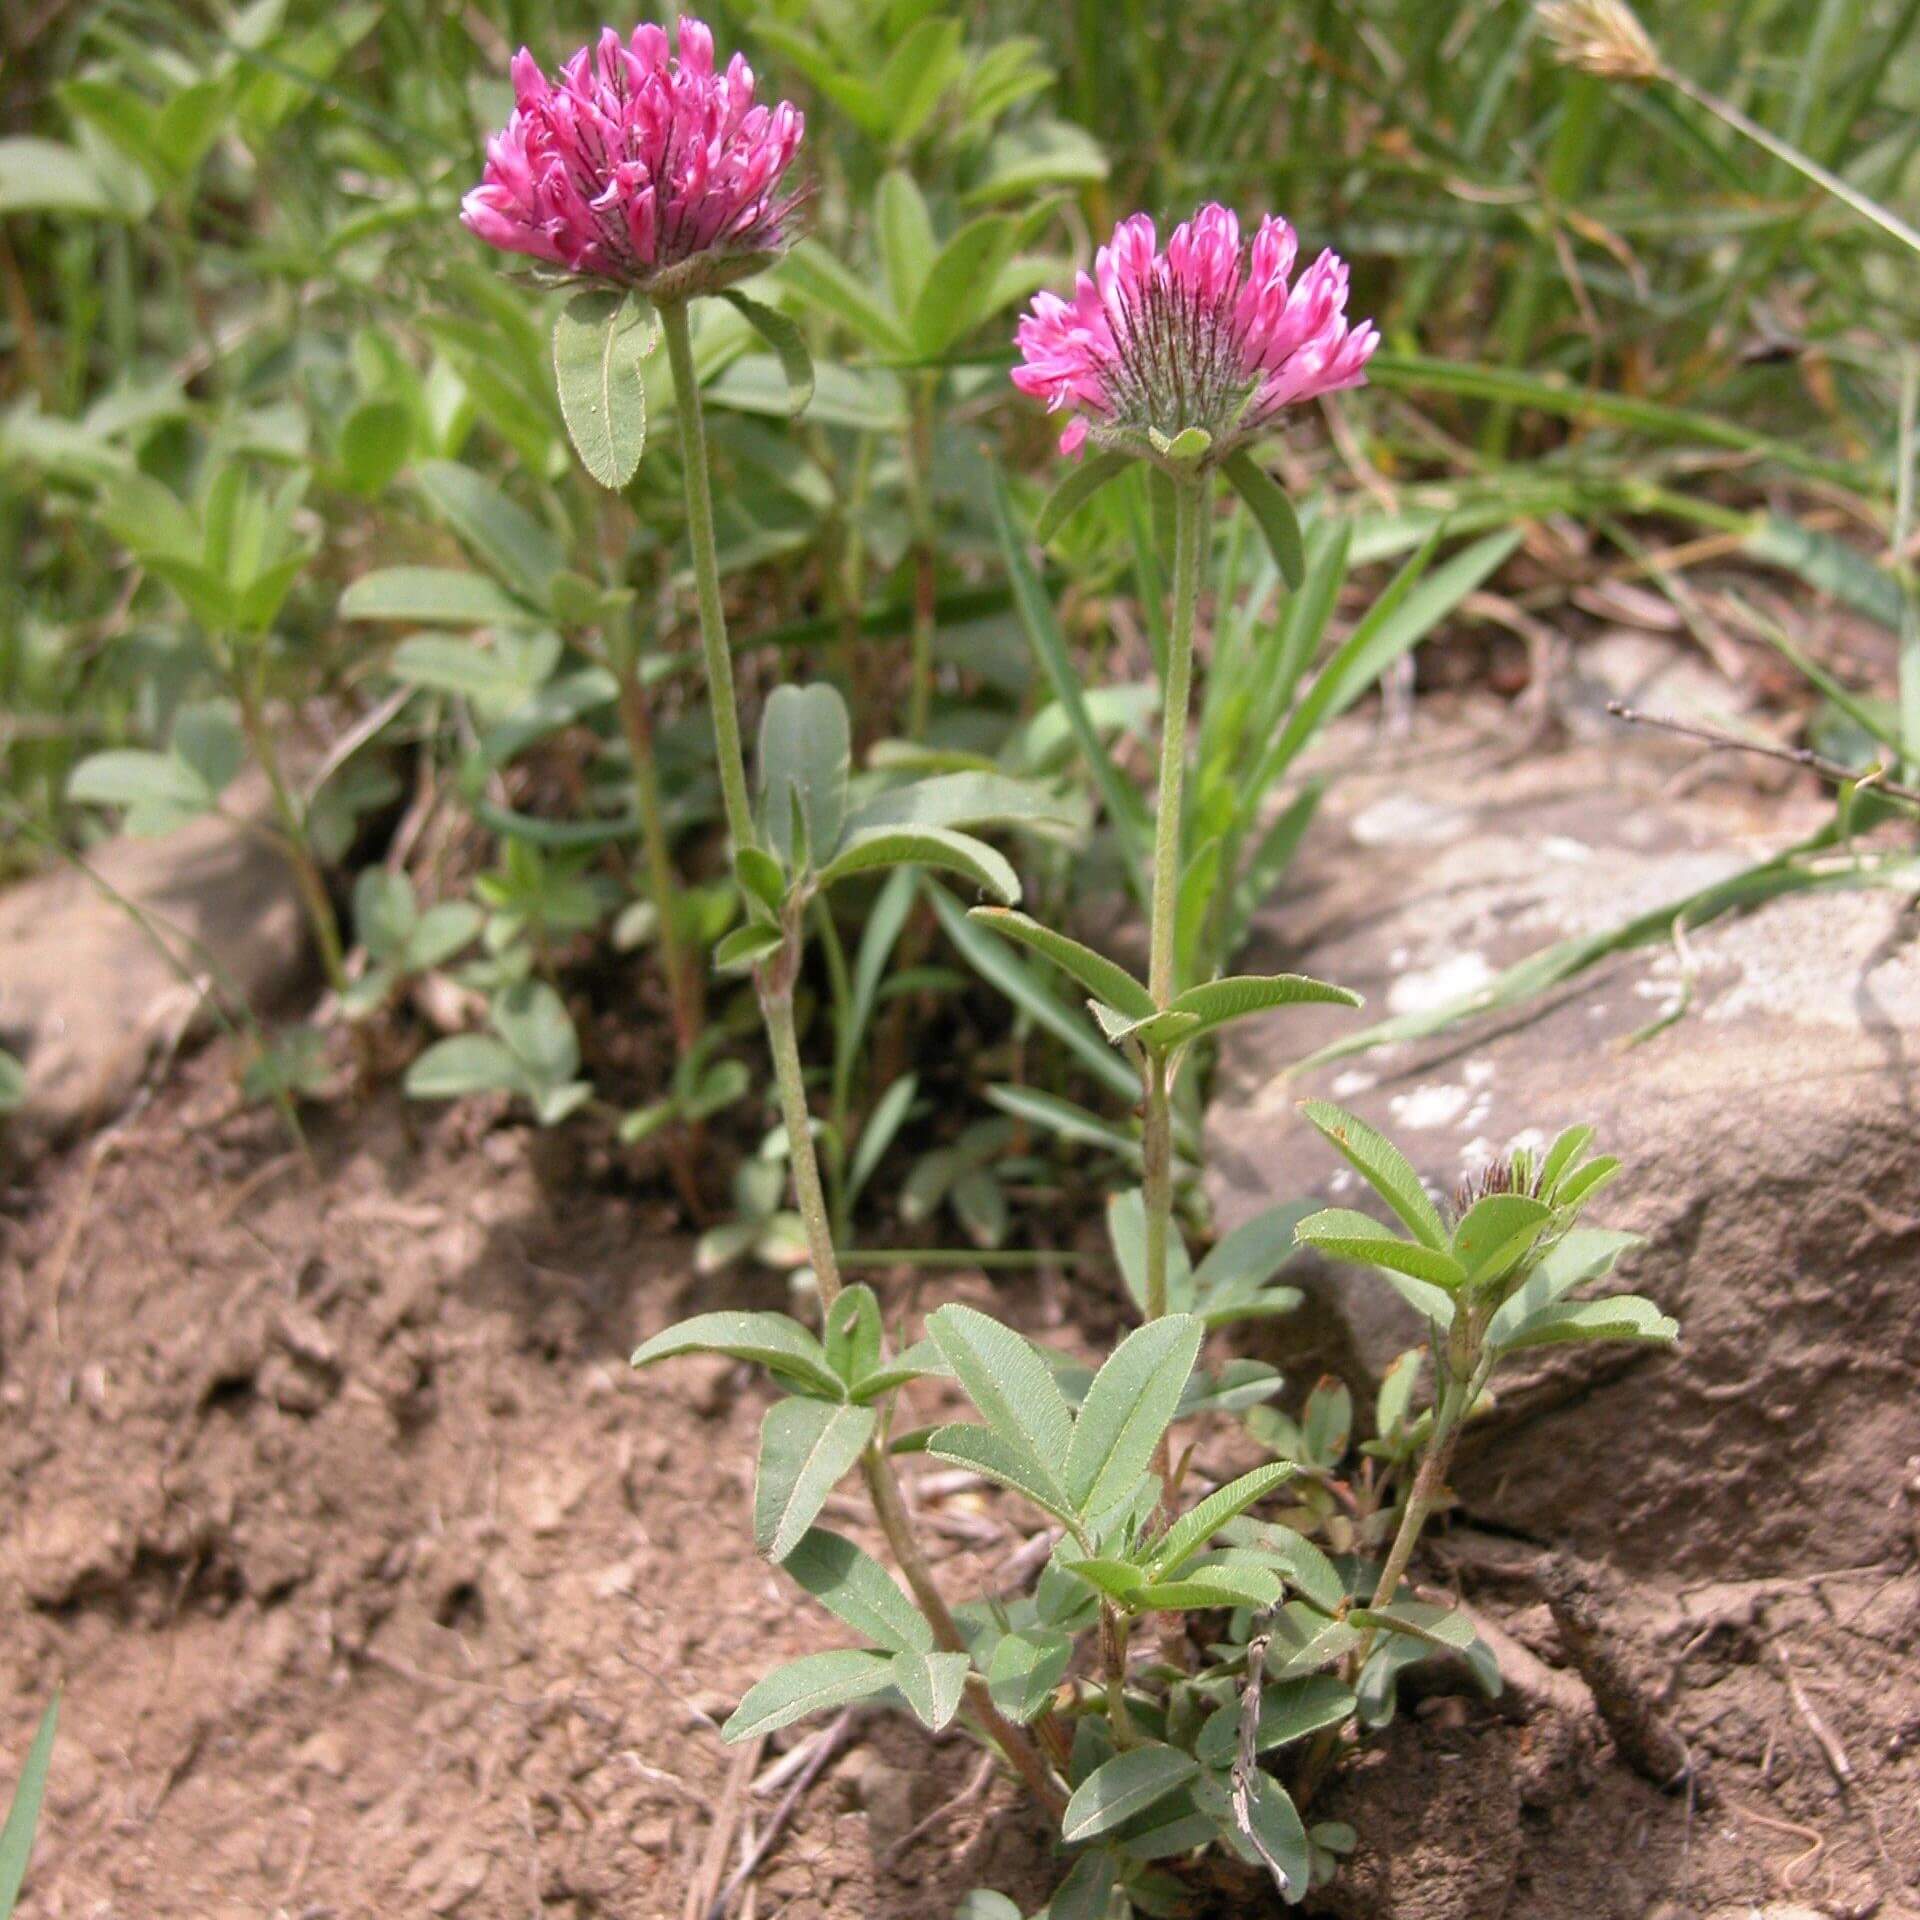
top-left (1166, 973), bottom-right (1361, 1045)
top-left (1294, 1210), bottom-right (1466, 1289)
top-left (1300, 1102), bottom-right (1448, 1250)
top-left (1195, 1674), bottom-right (1354, 1766)
top-left (1451, 1193), bottom-right (1554, 1285)
top-left (1061, 1744), bottom-right (1199, 1844)
top-left (631, 1310), bottom-right (842, 1399)
top-left (722, 1649), bottom-right (894, 1742)
top-left (755, 1398), bottom-right (876, 1563)
top-left (1062, 1315), bottom-right (1204, 1516)
top-left (967, 908), bottom-right (1154, 1017)
top-left (1035, 450), bottom-right (1132, 543)
top-left (781, 1528), bottom-right (931, 1654)
top-left (721, 290), bottom-right (814, 416)
top-left (1221, 451), bottom-right (1304, 587)
top-left (925, 1422), bottom-right (1078, 1526)
top-left (1133, 1559), bottom-right (1282, 1611)
top-left (1496, 1295), bottom-right (1678, 1352)
top-left (1486, 1227), bottom-right (1641, 1347)
top-left (818, 826), bottom-right (1019, 904)
top-left (0, 1694), bottom-right (58, 1916)
top-left (890, 1649), bottom-right (971, 1731)
top-left (927, 1304), bottom-right (1075, 1468)
top-left (1151, 1463), bottom-right (1295, 1578)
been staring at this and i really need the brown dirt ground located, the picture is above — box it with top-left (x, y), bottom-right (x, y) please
top-left (2, 1044), bottom-right (1918, 1920)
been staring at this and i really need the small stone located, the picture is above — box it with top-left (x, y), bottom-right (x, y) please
top-left (292, 1727), bottom-right (351, 1778)
top-left (14, 1499), bottom-right (135, 1607)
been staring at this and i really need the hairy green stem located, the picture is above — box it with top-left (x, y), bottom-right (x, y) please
top-left (862, 1445), bottom-right (1068, 1818)
top-left (659, 298), bottom-right (757, 855)
top-left (905, 372), bottom-right (938, 740)
top-left (760, 965), bottom-right (842, 1307)
top-left (660, 295), bottom-right (1066, 1824)
top-left (1141, 475), bottom-right (1206, 1323)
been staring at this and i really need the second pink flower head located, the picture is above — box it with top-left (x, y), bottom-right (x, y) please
top-left (462, 17), bottom-right (805, 301)
top-left (1013, 204), bottom-right (1378, 461)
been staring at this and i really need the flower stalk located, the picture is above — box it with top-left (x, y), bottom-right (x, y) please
top-left (1141, 476), bottom-right (1206, 1321)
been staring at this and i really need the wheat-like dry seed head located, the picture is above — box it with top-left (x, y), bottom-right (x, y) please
top-left (1537, 0), bottom-right (1661, 81)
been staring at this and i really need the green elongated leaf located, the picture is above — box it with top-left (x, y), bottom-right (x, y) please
top-left (721, 291), bottom-right (814, 416)
top-left (0, 138), bottom-right (113, 213)
top-left (851, 1335), bottom-right (952, 1404)
top-left (755, 1398), bottom-right (876, 1563)
top-left (1062, 1316), bottom-right (1205, 1516)
top-left (1194, 1674), bottom-right (1355, 1767)
top-left (1062, 1744), bottom-right (1198, 1845)
top-left (818, 827), bottom-right (1019, 905)
top-left (553, 290), bottom-right (655, 488)
top-left (416, 461), bottom-right (563, 609)
top-left (67, 749), bottom-right (213, 815)
top-left (890, 1649), bottom-right (971, 1732)
top-left (966, 908), bottom-right (1154, 1018)
top-left (341, 566), bottom-right (537, 626)
top-left (1034, 450), bottom-right (1132, 543)
top-left (759, 682), bottom-right (851, 868)
top-left (1133, 1559), bottom-right (1283, 1611)
top-left (823, 1287), bottom-right (882, 1393)
top-left (988, 463), bottom-right (1150, 876)
top-left (1555, 1155), bottom-right (1622, 1209)
top-left (1230, 1768), bottom-right (1311, 1900)
top-left (777, 239), bottom-right (911, 354)
top-left (714, 922), bottom-right (785, 974)
top-left (1451, 1193), bottom-right (1554, 1285)
top-left (0, 1051), bottom-right (27, 1116)
top-left (911, 213), bottom-right (1019, 355)
top-left (1539, 1125), bottom-right (1596, 1193)
top-left (843, 772), bottom-right (1075, 839)
top-left (1348, 1601), bottom-right (1476, 1652)
top-left (1256, 1601), bottom-right (1364, 1674)
top-left (1151, 1463), bottom-right (1295, 1578)
top-left (876, 15), bottom-right (963, 143)
top-left (1221, 451), bottom-right (1304, 587)
top-left (1165, 973), bottom-right (1361, 1045)
top-left (735, 846), bottom-right (788, 918)
top-left (928, 1303), bottom-right (1074, 1471)
top-left (1048, 1848), bottom-right (1118, 1920)
top-left (932, 893), bottom-right (1139, 1104)
top-left (1300, 1102), bottom-right (1449, 1250)
top-left (1193, 1203), bottom-right (1311, 1303)
top-left (1294, 1210), bottom-right (1466, 1290)
top-left (782, 1528), bottom-right (932, 1655)
top-left (845, 1073), bottom-right (917, 1215)
top-left (1486, 1227), bottom-right (1641, 1348)
top-left (631, 1310), bottom-right (843, 1399)
top-left (403, 1034), bottom-right (524, 1103)
top-left (1497, 1295), bottom-right (1678, 1352)
top-left (1251, 529), bottom-right (1522, 797)
top-left (986, 1630), bottom-right (1071, 1724)
top-left (339, 399), bottom-right (412, 496)
top-left (158, 704), bottom-right (238, 794)
top-left (876, 168), bottom-right (934, 317)
top-left (1106, 1187), bottom-right (1194, 1317)
top-left (1059, 1555), bottom-right (1148, 1601)
top-left (985, 1084), bottom-right (1141, 1164)
top-left (925, 1422), bottom-right (1079, 1527)
top-left (723, 1649), bottom-right (895, 1743)
top-left (0, 1694), bottom-right (58, 1916)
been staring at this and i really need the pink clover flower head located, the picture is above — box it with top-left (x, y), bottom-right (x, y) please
top-left (1012, 204), bottom-right (1378, 463)
top-left (462, 18), bottom-right (806, 302)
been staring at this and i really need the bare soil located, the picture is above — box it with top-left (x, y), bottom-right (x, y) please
top-left (2, 1044), bottom-right (1917, 1919)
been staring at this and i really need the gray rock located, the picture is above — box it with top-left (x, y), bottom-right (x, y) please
top-left (1206, 704), bottom-right (1920, 1578)
top-left (0, 773), bottom-right (310, 1151)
